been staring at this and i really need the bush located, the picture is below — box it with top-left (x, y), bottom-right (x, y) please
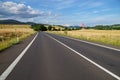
top-left (48, 25), bottom-right (52, 31)
top-left (31, 24), bottom-right (47, 31)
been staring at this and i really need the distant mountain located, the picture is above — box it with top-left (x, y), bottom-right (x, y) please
top-left (0, 19), bottom-right (36, 25)
top-left (112, 24), bottom-right (120, 26)
top-left (69, 25), bottom-right (81, 28)
top-left (0, 19), bottom-right (24, 24)
top-left (25, 22), bottom-right (36, 25)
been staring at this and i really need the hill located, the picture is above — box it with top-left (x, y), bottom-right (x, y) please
top-left (0, 19), bottom-right (36, 25)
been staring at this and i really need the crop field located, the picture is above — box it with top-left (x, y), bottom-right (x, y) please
top-left (0, 24), bottom-right (35, 51)
top-left (48, 30), bottom-right (120, 47)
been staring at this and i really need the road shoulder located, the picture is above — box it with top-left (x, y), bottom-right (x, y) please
top-left (0, 33), bottom-right (36, 75)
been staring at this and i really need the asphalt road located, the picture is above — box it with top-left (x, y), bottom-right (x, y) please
top-left (0, 32), bottom-right (120, 80)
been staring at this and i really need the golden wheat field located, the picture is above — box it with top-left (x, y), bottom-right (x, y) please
top-left (49, 30), bottom-right (120, 47)
top-left (0, 24), bottom-right (35, 51)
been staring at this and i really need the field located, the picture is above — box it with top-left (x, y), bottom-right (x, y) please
top-left (0, 24), bottom-right (35, 51)
top-left (48, 30), bottom-right (120, 47)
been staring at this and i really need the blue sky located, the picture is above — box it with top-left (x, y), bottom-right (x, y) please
top-left (0, 0), bottom-right (120, 26)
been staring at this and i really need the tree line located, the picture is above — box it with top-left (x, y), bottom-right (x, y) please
top-left (31, 24), bottom-right (67, 31)
top-left (93, 24), bottom-right (120, 30)
top-left (81, 24), bottom-right (120, 30)
top-left (31, 24), bottom-right (120, 31)
top-left (31, 24), bottom-right (47, 31)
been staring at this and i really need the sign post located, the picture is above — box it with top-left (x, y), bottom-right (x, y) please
top-left (81, 23), bottom-right (85, 29)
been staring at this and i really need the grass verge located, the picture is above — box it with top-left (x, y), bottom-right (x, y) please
top-left (47, 30), bottom-right (120, 47)
top-left (0, 24), bottom-right (36, 51)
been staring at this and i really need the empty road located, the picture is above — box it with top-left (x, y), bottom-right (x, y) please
top-left (0, 32), bottom-right (120, 80)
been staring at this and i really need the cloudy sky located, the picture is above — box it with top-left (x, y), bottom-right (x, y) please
top-left (0, 0), bottom-right (120, 26)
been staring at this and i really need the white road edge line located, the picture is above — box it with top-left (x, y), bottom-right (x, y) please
top-left (0, 33), bottom-right (38, 80)
top-left (46, 34), bottom-right (120, 80)
top-left (65, 36), bottom-right (120, 52)
top-left (51, 34), bottom-right (120, 52)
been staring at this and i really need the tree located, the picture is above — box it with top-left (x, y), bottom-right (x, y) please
top-left (48, 25), bottom-right (52, 31)
top-left (94, 25), bottom-right (104, 30)
top-left (39, 24), bottom-right (47, 31)
top-left (57, 28), bottom-right (61, 31)
top-left (52, 27), bottom-right (56, 31)
top-left (31, 24), bottom-right (47, 31)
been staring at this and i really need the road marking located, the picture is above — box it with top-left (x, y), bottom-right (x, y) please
top-left (50, 34), bottom-right (120, 52)
top-left (64, 36), bottom-right (120, 52)
top-left (0, 33), bottom-right (38, 80)
top-left (47, 34), bottom-right (120, 80)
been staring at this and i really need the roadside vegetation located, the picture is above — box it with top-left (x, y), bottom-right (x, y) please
top-left (46, 24), bottom-right (120, 47)
top-left (0, 24), bottom-right (35, 51)
top-left (31, 24), bottom-right (65, 31)
top-left (1, 23), bottom-right (119, 50)
top-left (48, 30), bottom-right (120, 47)
top-left (29, 23), bottom-right (120, 47)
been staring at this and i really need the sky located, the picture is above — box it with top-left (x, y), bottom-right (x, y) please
top-left (0, 0), bottom-right (120, 26)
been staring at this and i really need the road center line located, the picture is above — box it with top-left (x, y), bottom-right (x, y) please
top-left (46, 34), bottom-right (120, 80)
top-left (0, 33), bottom-right (38, 80)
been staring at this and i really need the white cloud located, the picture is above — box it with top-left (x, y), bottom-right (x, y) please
top-left (55, 0), bottom-right (76, 9)
top-left (90, 2), bottom-right (104, 7)
top-left (56, 14), bottom-right (120, 26)
top-left (27, 18), bottom-right (35, 22)
top-left (52, 0), bottom-right (63, 2)
top-left (78, 1), bottom-right (104, 9)
top-left (64, 24), bottom-right (71, 27)
top-left (0, 1), bottom-right (49, 18)
top-left (92, 8), bottom-right (110, 14)
top-left (83, 14), bottom-right (120, 26)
